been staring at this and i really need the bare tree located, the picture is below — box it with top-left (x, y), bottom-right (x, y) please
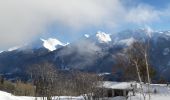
top-left (126, 41), bottom-right (155, 100)
top-left (28, 62), bottom-right (104, 100)
top-left (28, 62), bottom-right (58, 100)
top-left (113, 41), bottom-right (155, 100)
top-left (72, 71), bottom-right (103, 100)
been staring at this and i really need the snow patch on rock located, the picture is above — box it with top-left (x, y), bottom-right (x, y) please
top-left (84, 34), bottom-right (90, 38)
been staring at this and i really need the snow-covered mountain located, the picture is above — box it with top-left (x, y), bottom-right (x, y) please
top-left (96, 31), bottom-right (112, 43)
top-left (5, 38), bottom-right (69, 52)
top-left (41, 38), bottom-right (69, 51)
top-left (1, 29), bottom-right (170, 81)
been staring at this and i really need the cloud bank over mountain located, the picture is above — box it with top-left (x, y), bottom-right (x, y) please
top-left (0, 0), bottom-right (169, 49)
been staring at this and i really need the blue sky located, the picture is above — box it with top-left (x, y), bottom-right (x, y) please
top-left (139, 0), bottom-right (168, 9)
top-left (0, 0), bottom-right (170, 49)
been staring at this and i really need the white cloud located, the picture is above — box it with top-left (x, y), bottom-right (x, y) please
top-left (126, 4), bottom-right (160, 24)
top-left (58, 39), bottom-right (102, 68)
top-left (144, 25), bottom-right (154, 38)
top-left (0, 0), bottom-right (123, 49)
top-left (0, 0), bottom-right (168, 49)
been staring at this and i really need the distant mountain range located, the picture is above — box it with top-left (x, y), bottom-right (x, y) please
top-left (1, 29), bottom-right (170, 81)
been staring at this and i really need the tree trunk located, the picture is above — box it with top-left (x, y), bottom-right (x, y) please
top-left (134, 61), bottom-right (146, 100)
top-left (145, 53), bottom-right (151, 100)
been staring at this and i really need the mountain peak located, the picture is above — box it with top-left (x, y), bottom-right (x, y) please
top-left (41, 38), bottom-right (68, 51)
top-left (96, 31), bottom-right (112, 43)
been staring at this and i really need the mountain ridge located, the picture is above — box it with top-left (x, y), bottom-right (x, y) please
top-left (1, 29), bottom-right (170, 81)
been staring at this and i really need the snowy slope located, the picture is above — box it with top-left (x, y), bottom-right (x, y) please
top-left (0, 91), bottom-right (35, 100)
top-left (8, 46), bottom-right (20, 51)
top-left (0, 90), bottom-right (126, 100)
top-left (7, 44), bottom-right (28, 51)
top-left (0, 91), bottom-right (83, 100)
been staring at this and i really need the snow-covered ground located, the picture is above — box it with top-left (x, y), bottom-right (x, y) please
top-left (0, 91), bottom-right (84, 100)
top-left (129, 93), bottom-right (170, 100)
top-left (0, 91), bottom-right (125, 100)
top-left (1, 83), bottom-right (170, 100)
top-left (129, 83), bottom-right (170, 100)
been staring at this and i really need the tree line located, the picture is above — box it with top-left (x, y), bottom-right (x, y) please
top-left (27, 62), bottom-right (105, 100)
